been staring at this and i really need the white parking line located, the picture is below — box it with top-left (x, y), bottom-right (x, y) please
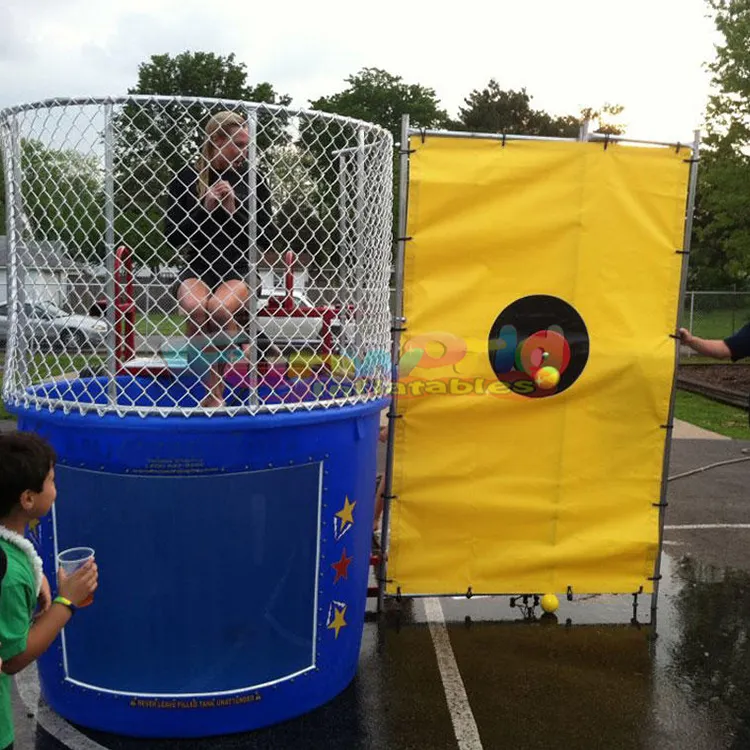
top-left (16, 666), bottom-right (108, 750)
top-left (424, 597), bottom-right (484, 750)
top-left (665, 524), bottom-right (750, 530)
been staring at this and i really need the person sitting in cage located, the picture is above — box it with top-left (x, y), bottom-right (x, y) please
top-left (164, 110), bottom-right (275, 408)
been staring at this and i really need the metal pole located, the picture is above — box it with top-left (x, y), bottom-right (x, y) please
top-left (354, 129), bottom-right (365, 363)
top-left (377, 114), bottom-right (410, 613)
top-left (689, 291), bottom-right (695, 358)
top-left (579, 119), bottom-right (591, 142)
top-left (337, 153), bottom-right (349, 321)
top-left (10, 116), bottom-right (28, 398)
top-left (413, 128), bottom-right (577, 143)
top-left (246, 108), bottom-right (259, 413)
top-left (1, 116), bottom-right (23, 399)
top-left (651, 129), bottom-right (702, 626)
top-left (103, 103), bottom-right (116, 405)
top-left (587, 132), bottom-right (697, 150)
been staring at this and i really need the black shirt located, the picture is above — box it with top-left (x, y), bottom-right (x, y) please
top-left (164, 164), bottom-right (275, 275)
top-left (724, 323), bottom-right (750, 362)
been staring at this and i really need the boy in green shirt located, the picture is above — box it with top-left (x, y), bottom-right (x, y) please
top-left (0, 431), bottom-right (98, 750)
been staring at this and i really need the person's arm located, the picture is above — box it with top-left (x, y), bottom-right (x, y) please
top-left (2, 561), bottom-right (98, 676)
top-left (3, 602), bottom-right (72, 674)
top-left (219, 173), bottom-right (276, 251)
top-left (36, 573), bottom-right (52, 616)
top-left (678, 328), bottom-right (732, 359)
top-left (680, 322), bottom-right (750, 362)
top-left (256, 174), bottom-right (277, 250)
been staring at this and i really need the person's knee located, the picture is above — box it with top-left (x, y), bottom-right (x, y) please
top-left (208, 286), bottom-right (248, 323)
top-left (181, 299), bottom-right (208, 324)
top-left (207, 297), bottom-right (233, 324)
top-left (178, 287), bottom-right (208, 319)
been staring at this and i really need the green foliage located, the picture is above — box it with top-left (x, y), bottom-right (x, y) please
top-left (453, 80), bottom-right (579, 136)
top-left (579, 103), bottom-right (626, 135)
top-left (114, 51), bottom-right (291, 268)
top-left (451, 79), bottom-right (624, 137)
top-left (20, 139), bottom-right (104, 262)
top-left (307, 68), bottom-right (450, 252)
top-left (0, 139), bottom-right (104, 260)
top-left (310, 68), bottom-right (450, 140)
top-left (691, 0), bottom-right (750, 289)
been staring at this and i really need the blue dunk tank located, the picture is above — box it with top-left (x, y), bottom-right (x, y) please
top-left (0, 95), bottom-right (394, 737)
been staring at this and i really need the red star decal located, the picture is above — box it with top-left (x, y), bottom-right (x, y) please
top-left (331, 548), bottom-right (353, 583)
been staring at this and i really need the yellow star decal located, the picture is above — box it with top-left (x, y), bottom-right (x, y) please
top-left (28, 519), bottom-right (41, 544)
top-left (335, 496), bottom-right (356, 527)
top-left (328, 605), bottom-right (347, 639)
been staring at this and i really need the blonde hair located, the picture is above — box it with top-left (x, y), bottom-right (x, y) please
top-left (196, 110), bottom-right (246, 198)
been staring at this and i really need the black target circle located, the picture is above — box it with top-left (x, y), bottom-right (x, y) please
top-left (488, 295), bottom-right (589, 397)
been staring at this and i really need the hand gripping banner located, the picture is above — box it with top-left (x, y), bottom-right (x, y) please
top-left (386, 134), bottom-right (693, 596)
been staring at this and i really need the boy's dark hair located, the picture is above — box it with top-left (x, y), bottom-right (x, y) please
top-left (0, 431), bottom-right (56, 518)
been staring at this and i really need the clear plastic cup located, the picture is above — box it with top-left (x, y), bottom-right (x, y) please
top-left (57, 547), bottom-right (95, 607)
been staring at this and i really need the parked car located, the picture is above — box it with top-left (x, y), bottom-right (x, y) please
top-left (255, 289), bottom-right (357, 349)
top-left (0, 301), bottom-right (109, 350)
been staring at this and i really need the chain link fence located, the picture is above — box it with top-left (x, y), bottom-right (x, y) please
top-left (681, 291), bottom-right (750, 355)
top-left (0, 96), bottom-right (393, 416)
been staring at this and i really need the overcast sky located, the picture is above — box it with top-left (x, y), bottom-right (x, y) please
top-left (0, 0), bottom-right (719, 143)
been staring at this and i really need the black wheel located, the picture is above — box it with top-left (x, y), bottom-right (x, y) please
top-left (59, 329), bottom-right (87, 351)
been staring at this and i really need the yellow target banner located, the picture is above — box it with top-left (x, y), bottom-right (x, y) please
top-left (386, 136), bottom-right (692, 596)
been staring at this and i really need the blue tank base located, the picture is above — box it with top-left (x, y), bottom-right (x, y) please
top-left (12, 388), bottom-right (388, 739)
top-left (39, 649), bottom-right (360, 739)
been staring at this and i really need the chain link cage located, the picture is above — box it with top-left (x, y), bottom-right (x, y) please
top-left (0, 96), bottom-right (393, 417)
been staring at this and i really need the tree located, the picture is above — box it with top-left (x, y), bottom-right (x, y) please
top-left (452, 80), bottom-right (625, 138)
top-left (304, 68), bottom-right (449, 256)
top-left (114, 51), bottom-right (291, 268)
top-left (579, 103), bottom-right (626, 136)
top-left (0, 140), bottom-right (104, 261)
top-left (453, 80), bottom-right (578, 137)
top-left (310, 68), bottom-right (450, 140)
top-left (690, 0), bottom-right (750, 289)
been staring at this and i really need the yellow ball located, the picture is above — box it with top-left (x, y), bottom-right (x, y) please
top-left (541, 594), bottom-right (559, 613)
top-left (535, 366), bottom-right (560, 390)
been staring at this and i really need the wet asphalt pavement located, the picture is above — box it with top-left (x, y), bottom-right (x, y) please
top-left (9, 436), bottom-right (750, 749)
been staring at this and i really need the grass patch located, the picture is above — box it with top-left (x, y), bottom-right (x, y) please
top-left (674, 389), bottom-right (749, 439)
top-left (28, 354), bottom-right (104, 381)
top-left (135, 313), bottom-right (183, 337)
top-left (684, 306), bottom-right (750, 340)
top-left (1, 354), bottom-right (104, 420)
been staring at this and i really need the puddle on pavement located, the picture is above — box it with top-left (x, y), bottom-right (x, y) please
top-left (33, 552), bottom-right (750, 749)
